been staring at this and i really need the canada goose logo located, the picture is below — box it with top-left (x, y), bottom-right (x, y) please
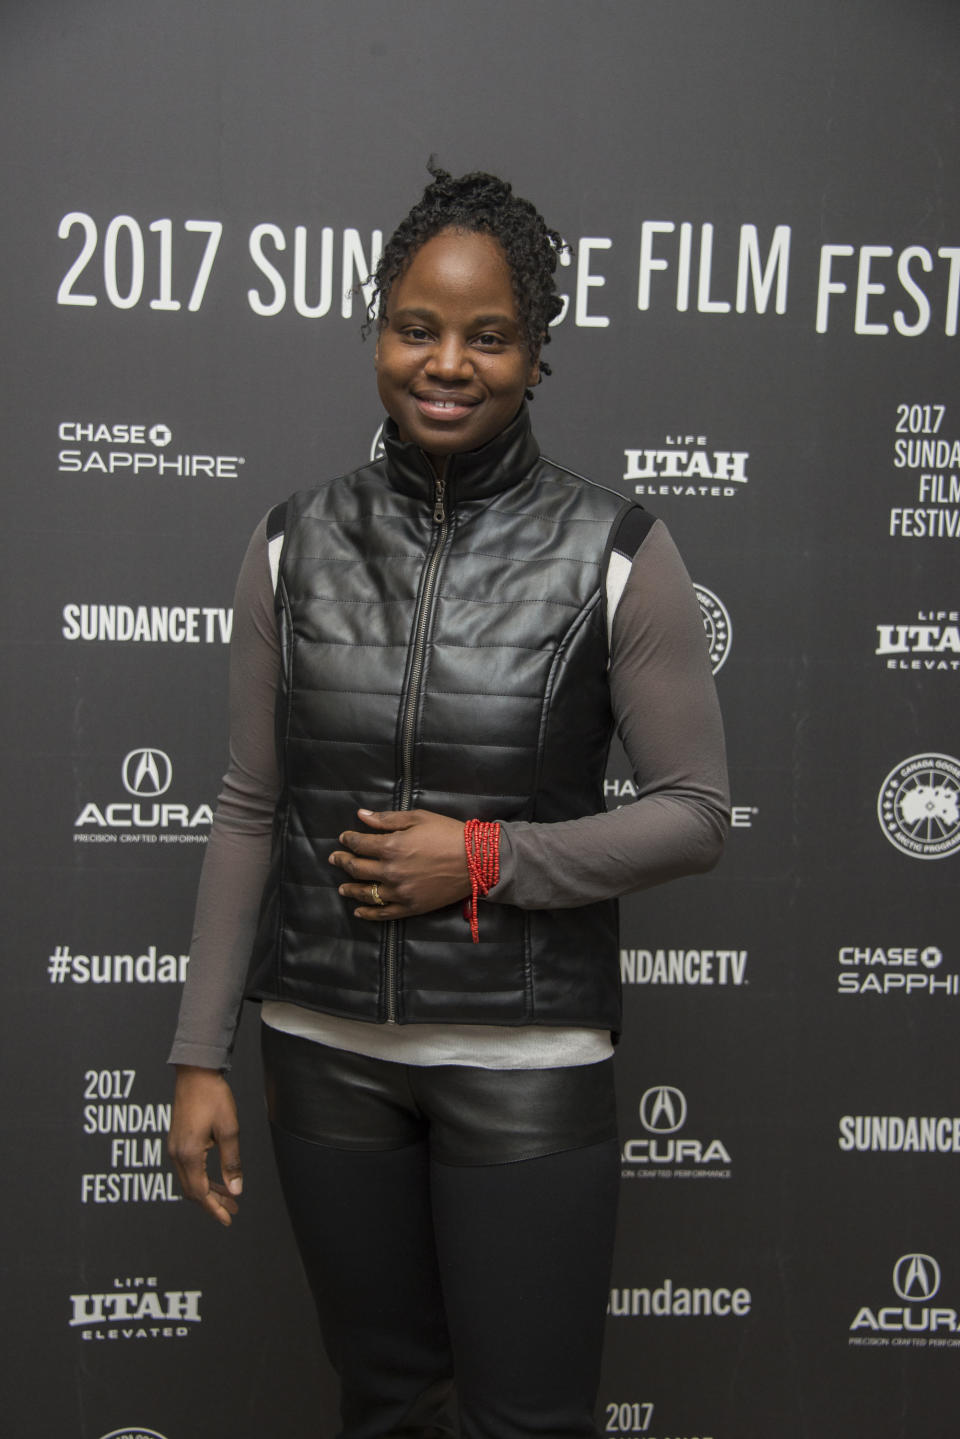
top-left (878, 754), bottom-right (960, 859)
top-left (693, 585), bottom-right (732, 675)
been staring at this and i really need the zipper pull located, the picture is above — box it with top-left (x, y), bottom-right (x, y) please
top-left (433, 475), bottom-right (446, 525)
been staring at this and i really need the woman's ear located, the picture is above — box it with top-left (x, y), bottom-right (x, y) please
top-left (528, 352), bottom-right (541, 387)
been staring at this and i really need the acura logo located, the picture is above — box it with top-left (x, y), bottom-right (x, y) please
top-left (639, 1086), bottom-right (687, 1134)
top-left (893, 1253), bottom-right (941, 1302)
top-left (122, 749), bottom-right (173, 797)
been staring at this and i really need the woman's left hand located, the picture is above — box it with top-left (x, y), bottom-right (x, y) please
top-left (329, 808), bottom-right (470, 921)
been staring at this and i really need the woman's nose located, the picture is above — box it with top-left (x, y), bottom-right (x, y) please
top-left (425, 336), bottom-right (472, 379)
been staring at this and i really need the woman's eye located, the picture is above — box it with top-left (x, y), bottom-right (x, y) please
top-left (404, 327), bottom-right (431, 341)
top-left (475, 333), bottom-right (503, 348)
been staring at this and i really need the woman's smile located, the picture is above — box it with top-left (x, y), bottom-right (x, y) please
top-left (412, 390), bottom-right (481, 422)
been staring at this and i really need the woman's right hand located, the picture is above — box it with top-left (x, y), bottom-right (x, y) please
top-left (168, 1065), bottom-right (243, 1227)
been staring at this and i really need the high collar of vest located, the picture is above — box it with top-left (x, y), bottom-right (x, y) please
top-left (381, 403), bottom-right (541, 504)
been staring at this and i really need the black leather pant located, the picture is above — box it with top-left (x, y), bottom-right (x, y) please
top-left (262, 1024), bottom-right (621, 1439)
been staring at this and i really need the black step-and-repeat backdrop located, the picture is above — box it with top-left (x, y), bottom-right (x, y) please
top-left (2, 2), bottom-right (957, 1436)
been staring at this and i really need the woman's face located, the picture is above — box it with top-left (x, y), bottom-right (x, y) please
top-left (375, 228), bottom-right (539, 470)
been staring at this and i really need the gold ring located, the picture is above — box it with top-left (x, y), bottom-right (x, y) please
top-left (370, 883), bottom-right (385, 907)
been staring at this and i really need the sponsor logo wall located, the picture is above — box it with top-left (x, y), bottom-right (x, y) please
top-left (3, 2), bottom-right (956, 1436)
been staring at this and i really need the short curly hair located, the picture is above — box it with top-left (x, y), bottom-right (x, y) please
top-left (366, 164), bottom-right (567, 393)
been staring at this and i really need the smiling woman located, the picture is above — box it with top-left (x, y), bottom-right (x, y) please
top-left (374, 229), bottom-right (539, 467)
top-left (167, 165), bottom-right (728, 1439)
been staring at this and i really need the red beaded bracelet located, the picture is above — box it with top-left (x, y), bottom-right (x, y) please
top-left (462, 818), bottom-right (501, 944)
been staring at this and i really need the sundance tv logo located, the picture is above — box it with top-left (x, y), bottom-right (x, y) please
top-left (850, 1253), bottom-right (960, 1342)
top-left (877, 753), bottom-right (960, 859)
top-left (62, 601), bottom-right (233, 645)
top-left (621, 1085), bottom-right (731, 1179)
top-left (694, 585), bottom-right (732, 674)
top-left (74, 749), bottom-right (212, 844)
top-left (609, 1277), bottom-right (751, 1318)
top-left (621, 945), bottom-right (748, 987)
top-left (838, 1113), bottom-right (960, 1153)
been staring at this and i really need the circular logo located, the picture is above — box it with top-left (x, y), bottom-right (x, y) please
top-left (893, 1253), bottom-right (941, 1302)
top-left (920, 946), bottom-right (943, 969)
top-left (98, 1430), bottom-right (169, 1439)
top-left (877, 753), bottom-right (960, 859)
top-left (121, 748), bottom-right (173, 797)
top-left (639, 1085), bottom-right (687, 1134)
top-left (149, 424), bottom-right (172, 447)
top-left (693, 585), bottom-right (732, 675)
top-left (370, 422), bottom-right (386, 463)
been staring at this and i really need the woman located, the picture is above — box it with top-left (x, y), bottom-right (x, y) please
top-left (169, 167), bottom-right (729, 1439)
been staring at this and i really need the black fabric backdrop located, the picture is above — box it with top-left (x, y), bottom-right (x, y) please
top-left (1, 3), bottom-right (957, 1436)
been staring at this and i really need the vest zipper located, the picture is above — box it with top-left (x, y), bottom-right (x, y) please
top-left (384, 471), bottom-right (449, 1022)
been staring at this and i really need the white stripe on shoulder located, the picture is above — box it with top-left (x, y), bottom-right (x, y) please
top-left (605, 549), bottom-right (633, 650)
top-left (267, 532), bottom-right (284, 593)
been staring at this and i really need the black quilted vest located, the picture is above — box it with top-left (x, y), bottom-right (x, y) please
top-left (246, 406), bottom-right (639, 1030)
